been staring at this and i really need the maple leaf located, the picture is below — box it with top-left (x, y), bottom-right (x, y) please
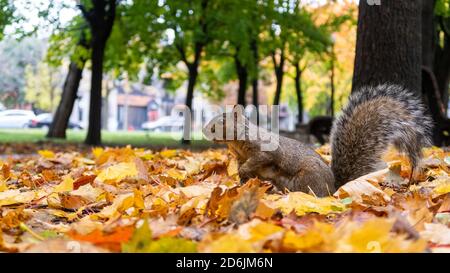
top-left (69, 226), bottom-right (134, 252)
top-left (96, 162), bottom-right (138, 184)
top-left (38, 150), bottom-right (55, 159)
top-left (122, 219), bottom-right (197, 253)
top-left (267, 191), bottom-right (346, 216)
top-left (0, 190), bottom-right (36, 207)
top-left (53, 176), bottom-right (74, 193)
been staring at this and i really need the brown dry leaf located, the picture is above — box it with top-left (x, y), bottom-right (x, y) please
top-left (334, 169), bottom-right (391, 206)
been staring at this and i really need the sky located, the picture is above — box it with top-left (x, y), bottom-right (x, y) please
top-left (5, 0), bottom-right (78, 38)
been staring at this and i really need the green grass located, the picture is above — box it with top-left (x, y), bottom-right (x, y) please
top-left (0, 129), bottom-right (214, 149)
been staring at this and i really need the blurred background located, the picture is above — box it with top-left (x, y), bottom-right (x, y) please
top-left (0, 0), bottom-right (449, 148)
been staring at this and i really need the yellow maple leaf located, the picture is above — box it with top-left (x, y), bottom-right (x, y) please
top-left (92, 147), bottom-right (104, 159)
top-left (96, 162), bottom-right (138, 183)
top-left (434, 182), bottom-right (450, 195)
top-left (160, 149), bottom-right (178, 158)
top-left (0, 190), bottom-right (36, 207)
top-left (38, 150), bottom-right (55, 159)
top-left (166, 168), bottom-right (186, 181)
top-left (198, 234), bottom-right (255, 253)
top-left (53, 176), bottom-right (74, 193)
top-left (336, 218), bottom-right (426, 253)
top-left (268, 192), bottom-right (346, 216)
top-left (98, 193), bottom-right (135, 218)
top-left (0, 180), bottom-right (7, 192)
top-left (282, 222), bottom-right (335, 251)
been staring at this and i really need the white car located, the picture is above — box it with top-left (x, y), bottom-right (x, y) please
top-left (0, 110), bottom-right (36, 129)
top-left (141, 115), bottom-right (185, 132)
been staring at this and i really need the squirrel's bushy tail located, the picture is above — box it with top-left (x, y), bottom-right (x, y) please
top-left (330, 84), bottom-right (433, 188)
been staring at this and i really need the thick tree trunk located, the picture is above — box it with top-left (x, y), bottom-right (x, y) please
top-left (85, 42), bottom-right (106, 145)
top-left (235, 55), bottom-right (248, 106)
top-left (294, 62), bottom-right (303, 125)
top-left (352, 1), bottom-right (422, 95)
top-left (47, 61), bottom-right (86, 138)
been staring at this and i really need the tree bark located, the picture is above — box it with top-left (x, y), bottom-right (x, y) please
top-left (85, 42), bottom-right (106, 145)
top-left (294, 62), bottom-right (303, 125)
top-left (433, 33), bottom-right (450, 108)
top-left (235, 54), bottom-right (248, 106)
top-left (181, 64), bottom-right (198, 144)
top-left (47, 60), bottom-right (86, 138)
top-left (352, 1), bottom-right (422, 95)
top-left (272, 50), bottom-right (285, 106)
top-left (329, 52), bottom-right (335, 118)
top-left (81, 0), bottom-right (116, 145)
top-left (251, 38), bottom-right (259, 107)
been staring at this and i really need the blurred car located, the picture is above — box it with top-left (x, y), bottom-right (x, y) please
top-left (26, 113), bottom-right (83, 130)
top-left (0, 109), bottom-right (36, 129)
top-left (141, 115), bottom-right (184, 132)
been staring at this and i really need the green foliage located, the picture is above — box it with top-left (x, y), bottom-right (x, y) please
top-left (24, 62), bottom-right (62, 112)
top-left (46, 16), bottom-right (90, 68)
top-left (436, 0), bottom-right (450, 17)
top-left (0, 0), bottom-right (15, 40)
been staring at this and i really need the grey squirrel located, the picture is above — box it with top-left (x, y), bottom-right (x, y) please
top-left (203, 84), bottom-right (432, 196)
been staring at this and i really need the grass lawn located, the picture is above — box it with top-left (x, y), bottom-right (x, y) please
top-left (0, 129), bottom-right (215, 150)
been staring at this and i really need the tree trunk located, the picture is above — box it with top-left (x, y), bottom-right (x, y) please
top-left (294, 62), bottom-right (303, 125)
top-left (235, 55), bottom-right (248, 106)
top-left (85, 42), bottom-right (105, 145)
top-left (272, 51), bottom-right (285, 106)
top-left (251, 38), bottom-right (259, 107)
top-left (47, 60), bottom-right (86, 138)
top-left (422, 0), bottom-right (436, 69)
top-left (181, 64), bottom-right (198, 145)
top-left (352, 1), bottom-right (422, 95)
top-left (329, 53), bottom-right (335, 117)
top-left (434, 34), bottom-right (450, 109)
top-left (82, 0), bottom-right (116, 145)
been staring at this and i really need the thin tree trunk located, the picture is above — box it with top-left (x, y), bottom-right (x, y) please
top-left (329, 52), bottom-right (335, 118)
top-left (47, 60), bottom-right (86, 138)
top-left (434, 34), bottom-right (450, 109)
top-left (251, 38), bottom-right (259, 107)
top-left (235, 55), bottom-right (248, 106)
top-left (85, 42), bottom-right (105, 145)
top-left (294, 62), bottom-right (303, 124)
top-left (352, 0), bottom-right (422, 95)
top-left (181, 64), bottom-right (199, 145)
top-left (272, 51), bottom-right (285, 106)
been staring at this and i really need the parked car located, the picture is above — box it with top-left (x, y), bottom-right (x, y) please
top-left (26, 113), bottom-right (83, 130)
top-left (0, 110), bottom-right (36, 129)
top-left (141, 115), bottom-right (184, 132)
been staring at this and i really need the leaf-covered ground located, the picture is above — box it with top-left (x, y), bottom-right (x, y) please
top-left (1, 144), bottom-right (450, 253)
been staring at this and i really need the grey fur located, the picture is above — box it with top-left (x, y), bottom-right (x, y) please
top-left (330, 84), bottom-right (433, 188)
